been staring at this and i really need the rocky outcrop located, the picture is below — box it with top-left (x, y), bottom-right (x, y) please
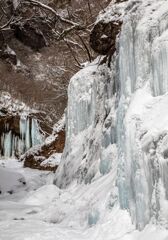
top-left (0, 45), bottom-right (17, 65)
top-left (90, 20), bottom-right (122, 55)
top-left (89, 1), bottom-right (127, 56)
top-left (0, 114), bottom-right (20, 137)
top-left (0, 28), bottom-right (14, 48)
top-left (22, 129), bottom-right (65, 172)
top-left (11, 19), bottom-right (49, 50)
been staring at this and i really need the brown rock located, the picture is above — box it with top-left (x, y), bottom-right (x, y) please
top-left (90, 20), bottom-right (122, 55)
top-left (11, 20), bottom-right (48, 50)
top-left (23, 129), bottom-right (65, 172)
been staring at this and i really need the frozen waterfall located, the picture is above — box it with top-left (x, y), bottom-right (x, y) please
top-left (55, 0), bottom-right (168, 232)
top-left (0, 116), bottom-right (44, 158)
top-left (117, 0), bottom-right (168, 230)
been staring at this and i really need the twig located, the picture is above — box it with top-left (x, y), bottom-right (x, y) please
top-left (76, 33), bottom-right (92, 62)
top-left (0, 16), bottom-right (14, 29)
top-left (63, 38), bottom-right (81, 68)
top-left (23, 0), bottom-right (81, 27)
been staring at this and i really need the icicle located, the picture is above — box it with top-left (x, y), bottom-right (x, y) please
top-left (18, 138), bottom-right (25, 156)
top-left (3, 131), bottom-right (12, 158)
top-left (20, 116), bottom-right (26, 140)
top-left (0, 115), bottom-right (44, 159)
top-left (31, 118), bottom-right (43, 146)
top-left (25, 117), bottom-right (31, 151)
top-left (88, 209), bottom-right (100, 226)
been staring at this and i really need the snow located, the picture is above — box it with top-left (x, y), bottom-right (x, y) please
top-left (24, 184), bottom-right (60, 206)
top-left (0, 92), bottom-right (32, 115)
top-left (96, 0), bottom-right (126, 24)
top-left (41, 153), bottom-right (62, 167)
top-left (0, 159), bottom-right (54, 196)
top-left (0, 159), bottom-right (168, 240)
top-left (0, 166), bottom-right (25, 194)
top-left (12, 0), bottom-right (20, 10)
top-left (117, 0), bottom-right (168, 229)
top-left (2, 0), bottom-right (168, 239)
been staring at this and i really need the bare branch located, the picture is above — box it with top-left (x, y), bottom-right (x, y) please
top-left (0, 16), bottom-right (14, 30)
top-left (76, 33), bottom-right (92, 62)
top-left (63, 38), bottom-right (82, 68)
top-left (23, 0), bottom-right (81, 27)
top-left (55, 25), bottom-right (84, 40)
top-left (0, 5), bottom-right (7, 16)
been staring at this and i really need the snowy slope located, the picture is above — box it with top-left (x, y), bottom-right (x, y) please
top-left (0, 159), bottom-right (167, 240)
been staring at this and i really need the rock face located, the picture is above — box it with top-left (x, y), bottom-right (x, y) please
top-left (12, 20), bottom-right (48, 50)
top-left (90, 20), bottom-right (122, 55)
top-left (0, 45), bottom-right (17, 65)
top-left (0, 29), bottom-right (14, 48)
top-left (89, 1), bottom-right (126, 56)
top-left (0, 115), bottom-right (20, 137)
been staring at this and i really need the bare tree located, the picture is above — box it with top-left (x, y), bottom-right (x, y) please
top-left (0, 0), bottom-right (111, 127)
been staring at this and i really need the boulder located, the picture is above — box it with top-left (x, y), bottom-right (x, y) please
top-left (90, 20), bottom-right (122, 55)
top-left (22, 129), bottom-right (65, 172)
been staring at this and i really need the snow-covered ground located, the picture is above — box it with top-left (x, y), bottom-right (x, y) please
top-left (2, 0), bottom-right (168, 239)
top-left (0, 159), bottom-right (167, 240)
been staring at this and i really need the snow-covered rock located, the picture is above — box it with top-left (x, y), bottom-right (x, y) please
top-left (22, 116), bottom-right (65, 171)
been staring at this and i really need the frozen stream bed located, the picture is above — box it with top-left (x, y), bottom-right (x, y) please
top-left (0, 159), bottom-right (167, 240)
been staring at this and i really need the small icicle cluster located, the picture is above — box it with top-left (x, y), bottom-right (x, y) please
top-left (0, 116), bottom-right (44, 158)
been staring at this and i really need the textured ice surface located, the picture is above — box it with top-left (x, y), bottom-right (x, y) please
top-left (55, 58), bottom-right (117, 187)
top-left (0, 116), bottom-right (44, 158)
top-left (117, 0), bottom-right (168, 230)
top-left (55, 0), bottom-right (168, 232)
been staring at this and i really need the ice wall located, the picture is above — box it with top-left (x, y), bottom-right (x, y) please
top-left (55, 0), bottom-right (168, 231)
top-left (55, 59), bottom-right (117, 187)
top-left (117, 0), bottom-right (168, 230)
top-left (0, 116), bottom-right (44, 158)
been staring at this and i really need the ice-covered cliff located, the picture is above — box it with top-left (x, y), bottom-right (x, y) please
top-left (55, 0), bottom-right (168, 232)
top-left (0, 92), bottom-right (44, 158)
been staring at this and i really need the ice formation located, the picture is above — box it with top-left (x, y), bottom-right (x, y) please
top-left (117, 0), bottom-right (168, 230)
top-left (0, 116), bottom-right (44, 158)
top-left (55, 0), bottom-right (168, 232)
